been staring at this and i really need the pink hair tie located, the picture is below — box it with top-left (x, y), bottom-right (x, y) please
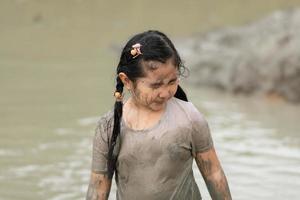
top-left (130, 43), bottom-right (142, 58)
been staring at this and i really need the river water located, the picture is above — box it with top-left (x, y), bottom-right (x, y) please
top-left (1, 1), bottom-right (300, 199)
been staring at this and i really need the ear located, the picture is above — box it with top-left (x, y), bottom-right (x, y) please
top-left (118, 72), bottom-right (133, 90)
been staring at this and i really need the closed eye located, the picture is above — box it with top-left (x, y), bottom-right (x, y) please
top-left (151, 83), bottom-right (163, 89)
top-left (168, 78), bottom-right (178, 85)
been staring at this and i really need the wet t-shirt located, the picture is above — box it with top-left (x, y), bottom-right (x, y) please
top-left (91, 97), bottom-right (213, 200)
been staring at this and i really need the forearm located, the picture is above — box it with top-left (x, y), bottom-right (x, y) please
top-left (86, 172), bottom-right (111, 200)
top-left (204, 169), bottom-right (232, 200)
top-left (195, 148), bottom-right (232, 200)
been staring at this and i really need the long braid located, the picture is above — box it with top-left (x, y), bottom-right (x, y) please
top-left (107, 76), bottom-right (124, 179)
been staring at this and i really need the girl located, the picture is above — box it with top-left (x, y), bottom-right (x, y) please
top-left (86, 30), bottom-right (232, 200)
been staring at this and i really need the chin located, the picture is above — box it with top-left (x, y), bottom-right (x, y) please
top-left (150, 102), bottom-right (166, 111)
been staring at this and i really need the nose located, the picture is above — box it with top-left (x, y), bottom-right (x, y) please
top-left (158, 88), bottom-right (170, 99)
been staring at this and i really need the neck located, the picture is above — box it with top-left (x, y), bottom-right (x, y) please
top-left (123, 97), bottom-right (166, 130)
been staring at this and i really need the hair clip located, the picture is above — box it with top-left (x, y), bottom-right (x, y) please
top-left (130, 43), bottom-right (142, 58)
top-left (114, 91), bottom-right (123, 102)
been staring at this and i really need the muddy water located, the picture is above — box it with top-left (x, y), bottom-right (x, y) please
top-left (1, 0), bottom-right (300, 199)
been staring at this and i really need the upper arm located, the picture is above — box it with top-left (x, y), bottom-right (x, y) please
top-left (87, 114), bottom-right (113, 200)
top-left (92, 114), bottom-right (114, 173)
top-left (189, 103), bottom-right (214, 155)
top-left (92, 124), bottom-right (109, 173)
top-left (86, 171), bottom-right (112, 200)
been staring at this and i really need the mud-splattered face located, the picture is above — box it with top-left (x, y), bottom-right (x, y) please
top-left (130, 59), bottom-right (179, 111)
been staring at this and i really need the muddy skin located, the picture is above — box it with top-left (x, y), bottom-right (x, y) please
top-left (86, 173), bottom-right (111, 200)
top-left (195, 149), bottom-right (232, 200)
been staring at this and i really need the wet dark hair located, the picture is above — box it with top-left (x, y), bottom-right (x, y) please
top-left (107, 30), bottom-right (188, 179)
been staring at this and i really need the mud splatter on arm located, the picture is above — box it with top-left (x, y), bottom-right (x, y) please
top-left (86, 172), bottom-right (111, 200)
top-left (195, 148), bottom-right (232, 200)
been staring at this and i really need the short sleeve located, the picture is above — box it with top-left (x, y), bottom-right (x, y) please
top-left (91, 112), bottom-right (114, 174)
top-left (189, 103), bottom-right (214, 155)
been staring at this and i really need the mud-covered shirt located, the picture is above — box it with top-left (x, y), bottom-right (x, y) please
top-left (91, 97), bottom-right (213, 200)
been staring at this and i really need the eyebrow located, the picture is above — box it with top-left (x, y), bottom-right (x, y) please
top-left (150, 81), bottom-right (163, 86)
